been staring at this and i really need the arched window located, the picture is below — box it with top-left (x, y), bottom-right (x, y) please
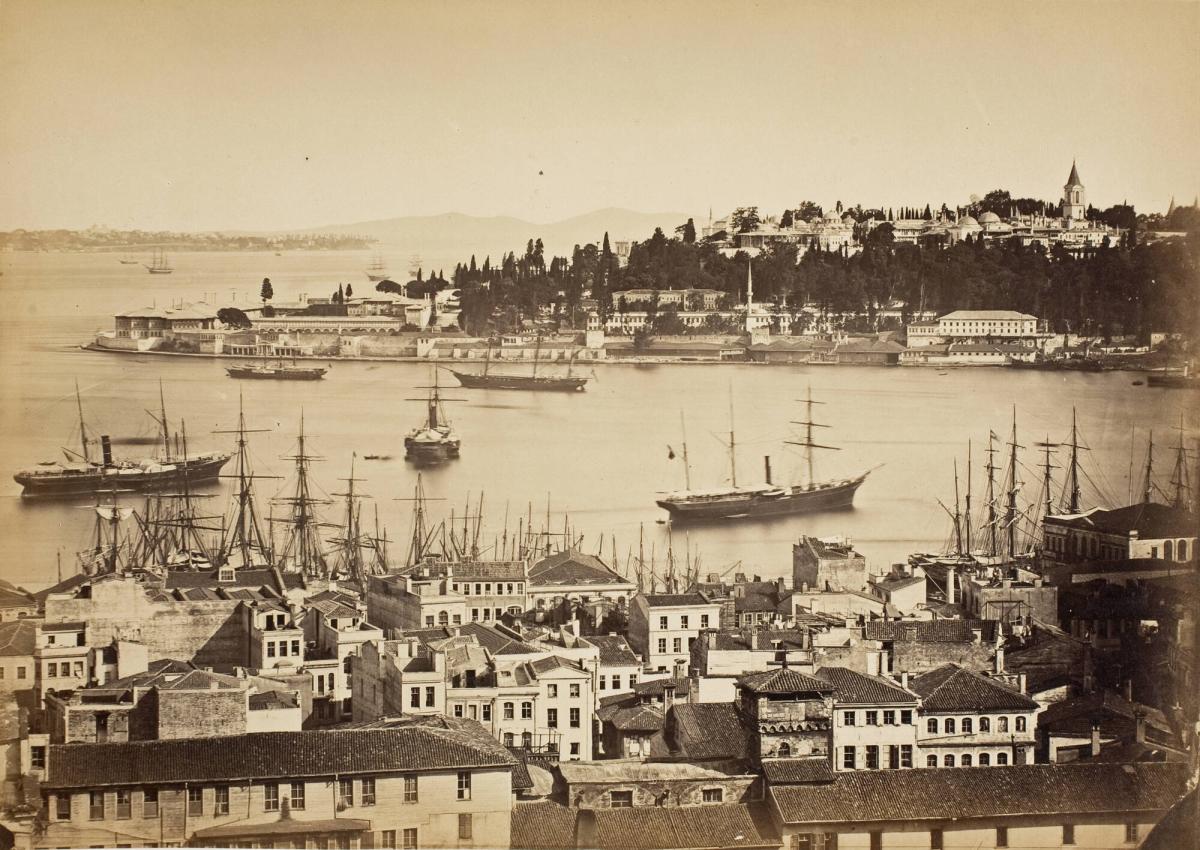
top-left (996, 752), bottom-right (1008, 765)
top-left (778, 743), bottom-right (791, 758)
top-left (998, 717), bottom-right (1009, 733)
top-left (927, 718), bottom-right (938, 734)
top-left (978, 753), bottom-right (990, 766)
top-left (1165, 540), bottom-right (1174, 561)
top-left (927, 755), bottom-right (938, 767)
top-left (962, 718), bottom-right (973, 734)
top-left (961, 754), bottom-right (972, 767)
top-left (943, 754), bottom-right (955, 767)
top-left (979, 717), bottom-right (991, 733)
top-left (945, 718), bottom-right (956, 734)
top-left (1179, 540), bottom-right (1189, 561)
top-left (438, 611), bottom-right (449, 626)
top-left (1015, 716), bottom-right (1027, 732)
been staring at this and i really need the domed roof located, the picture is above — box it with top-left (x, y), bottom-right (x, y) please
top-left (958, 215), bottom-right (980, 227)
top-left (978, 211), bottom-right (1001, 224)
top-left (824, 209), bottom-right (842, 222)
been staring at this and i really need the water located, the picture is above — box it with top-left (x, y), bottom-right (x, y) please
top-left (0, 251), bottom-right (1194, 590)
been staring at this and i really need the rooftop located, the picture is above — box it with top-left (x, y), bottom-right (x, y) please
top-left (738, 667), bottom-right (834, 696)
top-left (816, 666), bottom-right (917, 705)
top-left (589, 803), bottom-right (779, 850)
top-left (1048, 502), bottom-right (1197, 540)
top-left (761, 758), bottom-right (836, 785)
top-left (529, 550), bottom-right (631, 587)
top-left (585, 634), bottom-right (640, 666)
top-left (0, 619), bottom-right (37, 657)
top-left (908, 664), bottom-right (1038, 712)
top-left (667, 703), bottom-right (753, 762)
top-left (644, 592), bottom-right (714, 608)
top-left (940, 310), bottom-right (1039, 322)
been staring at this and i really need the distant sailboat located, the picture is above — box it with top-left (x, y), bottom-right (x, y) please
top-left (118, 253), bottom-right (139, 265)
top-left (365, 254), bottom-right (388, 282)
top-left (144, 249), bottom-right (174, 275)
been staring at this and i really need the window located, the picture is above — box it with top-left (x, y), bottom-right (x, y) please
top-left (570, 743), bottom-right (580, 756)
top-left (401, 828), bottom-right (418, 850)
top-left (961, 754), bottom-right (972, 767)
top-left (425, 615), bottom-right (434, 627)
top-left (31, 745), bottom-right (45, 770)
top-left (521, 701), bottom-right (532, 719)
top-left (425, 686), bottom-right (436, 707)
top-left (978, 753), bottom-right (990, 766)
top-left (56, 794), bottom-right (71, 820)
top-left (361, 778), bottom-right (375, 806)
top-left (870, 833), bottom-right (882, 850)
top-left (998, 716), bottom-right (1009, 733)
top-left (279, 641), bottom-right (288, 657)
top-left (883, 710), bottom-right (896, 726)
top-left (482, 704), bottom-right (491, 721)
top-left (599, 675), bottom-right (607, 691)
top-left (927, 718), bottom-right (938, 734)
top-left (215, 786), bottom-right (229, 816)
top-left (143, 788), bottom-right (158, 818)
top-left (338, 778), bottom-right (353, 807)
top-left (267, 642), bottom-right (276, 658)
top-left (1062, 824), bottom-right (1075, 845)
top-left (866, 710), bottom-right (879, 726)
top-left (548, 684), bottom-right (558, 698)
top-left (609, 790), bottom-right (633, 808)
top-left (979, 717), bottom-right (990, 732)
top-left (570, 683), bottom-right (581, 698)
top-left (944, 718), bottom-right (956, 734)
top-left (400, 773), bottom-right (418, 802)
top-left (453, 703), bottom-right (464, 718)
top-left (996, 826), bottom-right (1008, 847)
top-left (289, 782), bottom-right (305, 810)
top-left (547, 708), bottom-right (558, 728)
top-left (778, 743), bottom-right (792, 757)
top-left (927, 755), bottom-right (938, 767)
top-left (47, 664), bottom-right (56, 678)
top-left (570, 708), bottom-right (581, 728)
top-left (943, 754), bottom-right (955, 767)
top-left (16, 666), bottom-right (25, 679)
top-left (458, 813), bottom-right (473, 840)
top-left (901, 709), bottom-right (912, 724)
top-left (843, 746), bottom-right (856, 769)
top-left (996, 752), bottom-right (1008, 765)
top-left (382, 831), bottom-right (396, 849)
top-left (187, 787), bottom-right (203, 816)
top-left (930, 828), bottom-right (943, 849)
top-left (1015, 716), bottom-right (1027, 732)
top-left (702, 788), bottom-right (723, 803)
top-left (264, 784), bottom-right (279, 812)
top-left (961, 717), bottom-right (973, 734)
top-left (901, 745), bottom-right (913, 768)
top-left (1124, 823), bottom-right (1138, 843)
top-left (866, 745), bottom-right (879, 769)
top-left (673, 638), bottom-right (682, 653)
top-left (700, 615), bottom-right (709, 628)
top-left (659, 616), bottom-right (668, 629)
top-left (657, 639), bottom-right (667, 654)
top-left (457, 771), bottom-right (472, 800)
top-left (504, 702), bottom-right (514, 720)
top-left (680, 616), bottom-right (689, 628)
top-left (843, 711), bottom-right (856, 726)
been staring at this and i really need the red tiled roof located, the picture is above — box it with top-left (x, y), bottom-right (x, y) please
top-left (529, 550), bottom-right (630, 587)
top-left (586, 635), bottom-right (640, 666)
top-left (644, 592), bottom-right (713, 608)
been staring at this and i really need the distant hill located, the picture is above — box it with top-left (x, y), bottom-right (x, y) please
top-left (299, 208), bottom-right (693, 266)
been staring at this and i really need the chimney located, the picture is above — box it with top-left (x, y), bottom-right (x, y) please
top-left (1090, 720), bottom-right (1102, 757)
top-left (1134, 711), bottom-right (1146, 744)
top-left (946, 566), bottom-right (956, 604)
top-left (750, 631), bottom-right (759, 651)
top-left (901, 671), bottom-right (909, 690)
top-left (994, 646), bottom-right (1005, 674)
top-left (100, 435), bottom-right (114, 466)
top-left (867, 651), bottom-right (881, 676)
top-left (764, 456), bottom-right (772, 485)
top-left (1018, 673), bottom-right (1027, 694)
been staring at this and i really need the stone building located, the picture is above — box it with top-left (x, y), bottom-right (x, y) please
top-left (735, 667), bottom-right (834, 763)
top-left (792, 537), bottom-right (867, 593)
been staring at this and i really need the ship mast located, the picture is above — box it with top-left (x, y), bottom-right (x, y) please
top-left (214, 394), bottom-right (275, 568)
top-left (786, 385), bottom-right (837, 487)
top-left (75, 381), bottom-right (92, 464)
top-left (680, 412), bottom-right (692, 490)
top-left (728, 386), bottom-right (737, 487)
top-left (963, 441), bottom-right (973, 556)
top-left (1065, 408), bottom-right (1083, 513)
top-left (1034, 435), bottom-right (1059, 521)
top-left (1005, 409), bottom-right (1023, 560)
top-left (271, 413), bottom-right (333, 580)
top-left (158, 381), bottom-right (171, 463)
top-left (1168, 413), bottom-right (1191, 510)
top-left (984, 432), bottom-right (999, 558)
top-left (330, 454), bottom-right (374, 585)
top-left (952, 458), bottom-right (964, 557)
top-left (1142, 430), bottom-right (1155, 505)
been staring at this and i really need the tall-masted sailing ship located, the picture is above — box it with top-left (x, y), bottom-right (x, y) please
top-left (656, 387), bottom-right (873, 521)
top-left (446, 337), bottom-right (588, 392)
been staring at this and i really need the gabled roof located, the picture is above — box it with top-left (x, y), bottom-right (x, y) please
top-left (163, 567), bottom-right (287, 596)
top-left (771, 763), bottom-right (1186, 825)
top-left (511, 802), bottom-right (578, 850)
top-left (459, 622), bottom-right (544, 656)
top-left (864, 619), bottom-right (997, 643)
top-left (529, 550), bottom-right (631, 587)
top-left (816, 666), bottom-right (917, 705)
top-left (0, 620), bottom-right (37, 657)
top-left (644, 592), bottom-right (713, 608)
top-left (589, 803), bottom-right (779, 850)
top-left (585, 634), bottom-right (640, 666)
top-left (738, 667), bottom-right (833, 696)
top-left (45, 725), bottom-right (517, 790)
top-left (667, 703), bottom-right (753, 762)
top-left (940, 310), bottom-right (1038, 321)
top-left (528, 655), bottom-right (586, 677)
top-left (452, 560), bottom-right (528, 581)
top-left (762, 758), bottom-right (836, 785)
top-left (909, 664), bottom-right (1038, 712)
top-left (0, 586), bottom-right (36, 610)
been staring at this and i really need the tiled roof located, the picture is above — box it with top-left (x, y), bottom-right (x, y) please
top-left (607, 705), bottom-right (665, 732)
top-left (909, 664), bottom-right (1038, 712)
top-left (529, 550), bottom-right (631, 586)
top-left (864, 619), bottom-right (997, 643)
top-left (771, 763), bottom-right (1187, 824)
top-left (940, 310), bottom-right (1038, 321)
top-left (511, 802), bottom-right (578, 850)
top-left (452, 560), bottom-right (528, 580)
top-left (163, 567), bottom-right (285, 595)
top-left (816, 666), bottom-right (917, 705)
top-left (45, 725), bottom-right (517, 790)
top-left (248, 690), bottom-right (298, 710)
top-left (1141, 787), bottom-right (1197, 850)
top-left (529, 655), bottom-right (586, 676)
top-left (644, 592), bottom-right (713, 608)
top-left (460, 623), bottom-right (544, 656)
top-left (735, 592), bottom-right (781, 613)
top-left (586, 635), bottom-right (640, 666)
top-left (761, 758), bottom-right (836, 785)
top-left (193, 818), bottom-right (369, 841)
top-left (589, 803), bottom-right (780, 850)
top-left (0, 620), bottom-right (37, 657)
top-left (668, 703), bottom-right (753, 762)
top-left (1037, 691), bottom-right (1174, 743)
top-left (707, 630), bottom-right (808, 651)
top-left (738, 668), bottom-right (833, 695)
top-left (632, 677), bottom-right (691, 698)
top-left (0, 587), bottom-right (35, 610)
top-left (871, 575), bottom-right (925, 592)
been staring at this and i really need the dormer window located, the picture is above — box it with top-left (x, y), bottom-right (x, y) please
top-left (218, 567), bottom-right (236, 583)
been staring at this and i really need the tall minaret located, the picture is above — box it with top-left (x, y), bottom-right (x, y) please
top-left (1062, 160), bottom-right (1086, 223)
top-left (745, 259), bottom-right (755, 334)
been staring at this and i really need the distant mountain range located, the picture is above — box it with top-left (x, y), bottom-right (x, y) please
top-left (299, 208), bottom-right (693, 266)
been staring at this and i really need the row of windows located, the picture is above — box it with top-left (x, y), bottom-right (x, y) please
top-left (452, 582), bottom-right (524, 596)
top-left (656, 637), bottom-right (697, 654)
top-left (656, 614), bottom-right (710, 630)
top-left (926, 715), bottom-right (1027, 735)
top-left (927, 752), bottom-right (1009, 767)
top-left (546, 683), bottom-right (582, 699)
top-left (0, 665), bottom-right (28, 680)
top-left (424, 612), bottom-right (463, 627)
top-left (598, 673), bottom-right (634, 690)
top-left (609, 788), bottom-right (723, 807)
top-left (842, 709), bottom-right (913, 726)
top-left (837, 821), bottom-right (1140, 849)
top-left (499, 731), bottom-right (581, 756)
top-left (409, 686), bottom-right (437, 709)
top-left (265, 639), bottom-right (302, 659)
top-left (545, 708), bottom-right (582, 728)
top-left (841, 745), bottom-right (913, 770)
top-left (451, 702), bottom-right (492, 722)
top-left (44, 661), bottom-right (85, 679)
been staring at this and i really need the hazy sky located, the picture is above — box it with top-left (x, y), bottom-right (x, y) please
top-left (2, 1), bottom-right (1198, 231)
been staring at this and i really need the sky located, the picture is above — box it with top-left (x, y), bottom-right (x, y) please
top-left (1, 0), bottom-right (1198, 231)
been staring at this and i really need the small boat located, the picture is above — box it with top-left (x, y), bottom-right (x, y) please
top-left (363, 454), bottom-right (393, 461)
top-left (144, 248), bottom-right (174, 275)
top-left (404, 377), bottom-right (462, 465)
top-left (118, 254), bottom-right (139, 265)
top-left (1132, 380), bottom-right (1144, 386)
top-left (226, 361), bottom-right (327, 381)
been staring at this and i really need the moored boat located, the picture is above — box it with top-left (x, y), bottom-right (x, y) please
top-left (446, 337), bottom-right (588, 392)
top-left (226, 362), bottom-right (327, 380)
top-left (1146, 362), bottom-right (1196, 389)
top-left (404, 377), bottom-right (462, 464)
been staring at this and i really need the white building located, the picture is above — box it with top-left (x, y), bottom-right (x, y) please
top-left (822, 666), bottom-right (920, 771)
top-left (627, 593), bottom-right (723, 675)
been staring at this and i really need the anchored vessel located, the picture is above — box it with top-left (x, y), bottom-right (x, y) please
top-left (656, 387), bottom-right (872, 521)
top-left (447, 337), bottom-right (588, 392)
top-left (365, 254), bottom-right (389, 282)
top-left (226, 362), bottom-right (328, 381)
top-left (144, 248), bottom-right (173, 275)
top-left (404, 378), bottom-right (462, 464)
top-left (13, 384), bottom-right (231, 498)
top-left (1146, 362), bottom-right (1197, 389)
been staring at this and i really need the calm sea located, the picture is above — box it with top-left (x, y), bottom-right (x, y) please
top-left (0, 250), bottom-right (1193, 590)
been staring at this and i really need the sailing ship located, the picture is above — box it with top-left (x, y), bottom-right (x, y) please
top-left (13, 384), bottom-right (231, 498)
top-left (404, 377), bottom-right (463, 464)
top-left (118, 254), bottom-right (139, 265)
top-left (144, 248), bottom-right (174, 275)
top-left (656, 387), bottom-right (873, 522)
top-left (1146, 362), bottom-right (1197, 389)
top-left (226, 361), bottom-right (328, 381)
top-left (365, 254), bottom-right (389, 282)
top-left (446, 337), bottom-right (589, 392)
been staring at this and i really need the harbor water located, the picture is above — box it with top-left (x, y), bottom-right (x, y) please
top-left (0, 250), bottom-right (1194, 589)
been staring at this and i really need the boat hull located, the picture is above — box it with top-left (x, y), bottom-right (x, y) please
top-left (14, 454), bottom-right (231, 498)
top-left (656, 475), bottom-right (867, 521)
top-left (448, 369), bottom-right (587, 392)
top-left (404, 439), bottom-right (460, 464)
top-left (1146, 374), bottom-right (1197, 389)
top-left (226, 367), bottom-right (327, 380)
